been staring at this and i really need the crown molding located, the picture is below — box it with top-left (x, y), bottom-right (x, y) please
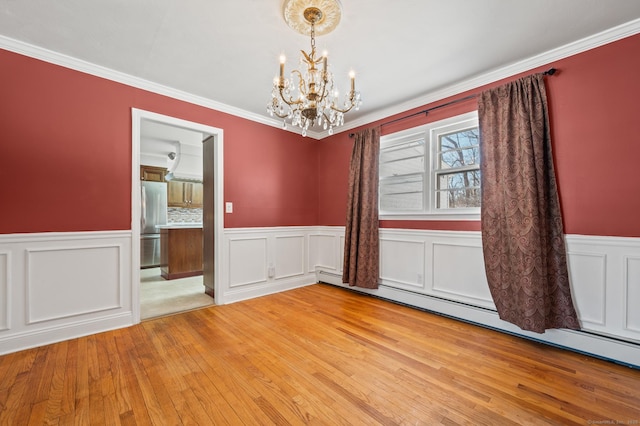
top-left (328, 17), bottom-right (640, 138)
top-left (2, 17), bottom-right (639, 140)
top-left (0, 34), bottom-right (286, 131)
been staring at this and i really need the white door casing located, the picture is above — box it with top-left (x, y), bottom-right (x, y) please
top-left (131, 108), bottom-right (224, 321)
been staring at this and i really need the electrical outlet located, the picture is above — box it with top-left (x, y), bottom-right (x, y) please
top-left (417, 273), bottom-right (423, 284)
top-left (225, 202), bottom-right (233, 213)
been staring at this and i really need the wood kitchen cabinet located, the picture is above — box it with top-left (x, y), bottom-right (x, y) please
top-left (140, 165), bottom-right (167, 182)
top-left (160, 227), bottom-right (203, 280)
top-left (168, 181), bottom-right (203, 208)
top-left (190, 183), bottom-right (203, 207)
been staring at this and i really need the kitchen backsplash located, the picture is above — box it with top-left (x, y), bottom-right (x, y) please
top-left (168, 207), bottom-right (202, 223)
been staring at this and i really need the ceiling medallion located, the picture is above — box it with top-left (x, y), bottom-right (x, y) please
top-left (267, 0), bottom-right (362, 136)
top-left (282, 0), bottom-right (342, 36)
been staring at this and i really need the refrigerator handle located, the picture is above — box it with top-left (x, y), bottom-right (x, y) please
top-left (141, 185), bottom-right (146, 231)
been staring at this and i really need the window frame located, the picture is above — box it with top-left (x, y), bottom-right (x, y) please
top-left (379, 111), bottom-right (480, 221)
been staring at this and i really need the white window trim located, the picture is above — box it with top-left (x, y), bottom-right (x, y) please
top-left (379, 111), bottom-right (480, 221)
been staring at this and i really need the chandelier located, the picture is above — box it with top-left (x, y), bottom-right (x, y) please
top-left (267, 0), bottom-right (362, 137)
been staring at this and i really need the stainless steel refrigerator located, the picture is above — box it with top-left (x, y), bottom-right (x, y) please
top-left (140, 181), bottom-right (168, 268)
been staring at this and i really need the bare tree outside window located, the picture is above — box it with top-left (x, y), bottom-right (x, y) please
top-left (436, 128), bottom-right (481, 208)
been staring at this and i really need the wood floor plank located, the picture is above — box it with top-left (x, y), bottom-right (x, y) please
top-left (0, 349), bottom-right (37, 419)
top-left (1, 367), bottom-right (32, 424)
top-left (140, 324), bottom-right (218, 424)
top-left (110, 326), bottom-right (154, 425)
top-left (42, 339), bottom-right (69, 422)
top-left (271, 293), bottom-right (500, 423)
top-left (171, 311), bottom-right (286, 425)
top-left (1, 283), bottom-right (639, 425)
top-left (27, 399), bottom-right (48, 426)
top-left (237, 298), bottom-right (448, 424)
top-left (87, 335), bottom-right (108, 425)
top-left (200, 309), bottom-right (376, 424)
top-left (245, 290), bottom-right (516, 418)
top-left (0, 350), bottom-right (36, 397)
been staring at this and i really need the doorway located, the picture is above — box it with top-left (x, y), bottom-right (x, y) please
top-left (131, 109), bottom-right (223, 323)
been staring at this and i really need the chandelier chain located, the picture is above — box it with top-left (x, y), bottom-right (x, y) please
top-left (310, 21), bottom-right (316, 56)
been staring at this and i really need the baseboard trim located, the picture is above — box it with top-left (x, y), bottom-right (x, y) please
top-left (0, 312), bottom-right (133, 356)
top-left (222, 274), bottom-right (315, 305)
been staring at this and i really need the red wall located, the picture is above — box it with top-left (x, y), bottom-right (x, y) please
top-left (546, 34), bottom-right (640, 237)
top-left (318, 33), bottom-right (640, 238)
top-left (0, 49), bottom-right (318, 233)
top-left (2, 32), bottom-right (639, 237)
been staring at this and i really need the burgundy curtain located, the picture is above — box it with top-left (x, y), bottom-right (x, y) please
top-left (478, 74), bottom-right (580, 333)
top-left (343, 128), bottom-right (380, 289)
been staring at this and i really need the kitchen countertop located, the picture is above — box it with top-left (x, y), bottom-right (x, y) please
top-left (156, 223), bottom-right (203, 229)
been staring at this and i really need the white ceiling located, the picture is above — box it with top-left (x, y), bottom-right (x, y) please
top-left (2, 1), bottom-right (640, 135)
top-left (139, 118), bottom-right (204, 168)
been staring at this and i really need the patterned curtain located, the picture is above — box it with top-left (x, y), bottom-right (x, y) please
top-left (343, 128), bottom-right (380, 289)
top-left (478, 74), bottom-right (580, 333)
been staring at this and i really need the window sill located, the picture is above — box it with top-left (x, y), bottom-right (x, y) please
top-left (380, 212), bottom-right (480, 221)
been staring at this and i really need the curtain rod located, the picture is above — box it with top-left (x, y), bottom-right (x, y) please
top-left (349, 68), bottom-right (557, 138)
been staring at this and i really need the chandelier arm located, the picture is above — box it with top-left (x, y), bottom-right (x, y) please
top-left (329, 97), bottom-right (356, 114)
top-left (268, 97), bottom-right (291, 119)
top-left (278, 85), bottom-right (304, 107)
top-left (271, 108), bottom-right (290, 119)
top-left (317, 84), bottom-right (330, 105)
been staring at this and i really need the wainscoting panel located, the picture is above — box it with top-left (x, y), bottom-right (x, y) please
top-left (0, 251), bottom-right (9, 331)
top-left (2, 226), bottom-right (638, 366)
top-left (625, 256), bottom-right (640, 333)
top-left (228, 237), bottom-right (268, 288)
top-left (26, 245), bottom-right (122, 324)
top-left (380, 238), bottom-right (425, 290)
top-left (308, 234), bottom-right (339, 273)
top-left (313, 227), bottom-right (640, 367)
top-left (567, 251), bottom-right (607, 327)
top-left (221, 228), bottom-right (317, 304)
top-left (339, 235), bottom-right (345, 272)
top-left (0, 231), bottom-right (133, 356)
top-left (431, 242), bottom-right (494, 309)
top-left (275, 235), bottom-right (305, 280)
top-left (565, 235), bottom-right (640, 343)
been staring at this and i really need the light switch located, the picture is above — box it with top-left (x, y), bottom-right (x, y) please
top-left (225, 202), bottom-right (233, 213)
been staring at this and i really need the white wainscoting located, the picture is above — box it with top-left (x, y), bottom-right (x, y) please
top-left (0, 227), bottom-right (320, 355)
top-left (566, 235), bottom-right (640, 344)
top-left (0, 227), bottom-right (322, 354)
top-left (228, 236), bottom-right (268, 288)
top-left (219, 227), bottom-right (318, 304)
top-left (313, 227), bottom-right (640, 368)
top-left (0, 231), bottom-right (134, 355)
top-left (626, 256), bottom-right (640, 335)
top-left (2, 226), bottom-right (639, 367)
top-left (0, 251), bottom-right (9, 332)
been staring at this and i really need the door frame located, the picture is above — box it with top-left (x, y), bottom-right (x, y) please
top-left (131, 108), bottom-right (224, 323)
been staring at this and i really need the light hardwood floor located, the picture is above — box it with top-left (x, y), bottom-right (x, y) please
top-left (1, 284), bottom-right (638, 425)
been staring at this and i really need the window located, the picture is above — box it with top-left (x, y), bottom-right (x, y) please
top-left (379, 111), bottom-right (480, 219)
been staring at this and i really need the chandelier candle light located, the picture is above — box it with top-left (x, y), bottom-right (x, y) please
top-left (268, 0), bottom-right (362, 136)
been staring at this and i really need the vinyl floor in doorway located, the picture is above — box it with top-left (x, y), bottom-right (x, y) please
top-left (140, 267), bottom-right (213, 319)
